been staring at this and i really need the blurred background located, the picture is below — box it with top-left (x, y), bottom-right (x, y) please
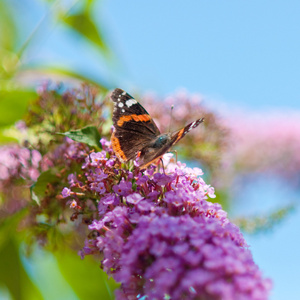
top-left (0, 0), bottom-right (299, 299)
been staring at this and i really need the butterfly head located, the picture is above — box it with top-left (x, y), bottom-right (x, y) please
top-left (153, 134), bottom-right (170, 148)
top-left (138, 134), bottom-right (172, 167)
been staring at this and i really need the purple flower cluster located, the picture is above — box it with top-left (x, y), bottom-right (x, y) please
top-left (62, 139), bottom-right (272, 300)
top-left (115, 215), bottom-right (271, 300)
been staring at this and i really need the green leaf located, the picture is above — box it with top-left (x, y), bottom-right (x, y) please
top-left (62, 11), bottom-right (109, 54)
top-left (56, 250), bottom-right (119, 300)
top-left (57, 126), bottom-right (102, 149)
top-left (0, 88), bottom-right (36, 126)
top-left (30, 190), bottom-right (41, 206)
top-left (31, 169), bottom-right (59, 205)
top-left (21, 248), bottom-right (80, 300)
top-left (0, 127), bottom-right (18, 144)
top-left (234, 204), bottom-right (295, 234)
top-left (0, 2), bottom-right (17, 52)
top-left (0, 237), bottom-right (43, 300)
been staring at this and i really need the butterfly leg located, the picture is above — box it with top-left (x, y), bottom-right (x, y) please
top-left (159, 158), bottom-right (166, 174)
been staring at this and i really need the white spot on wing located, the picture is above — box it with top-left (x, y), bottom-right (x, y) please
top-left (118, 102), bottom-right (124, 108)
top-left (125, 99), bottom-right (137, 107)
top-left (122, 109), bottom-right (125, 112)
top-left (122, 91), bottom-right (127, 95)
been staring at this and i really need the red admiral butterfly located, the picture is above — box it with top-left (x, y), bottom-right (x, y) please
top-left (111, 88), bottom-right (204, 168)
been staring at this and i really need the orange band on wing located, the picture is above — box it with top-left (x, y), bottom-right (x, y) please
top-left (140, 156), bottom-right (162, 169)
top-left (174, 128), bottom-right (184, 143)
top-left (117, 114), bottom-right (151, 126)
top-left (111, 132), bottom-right (127, 162)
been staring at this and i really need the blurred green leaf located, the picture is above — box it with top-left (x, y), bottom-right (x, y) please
top-left (62, 11), bottom-right (109, 54)
top-left (31, 190), bottom-right (41, 206)
top-left (31, 169), bottom-right (59, 205)
top-left (212, 189), bottom-right (230, 211)
top-left (20, 247), bottom-right (82, 299)
top-left (234, 204), bottom-right (295, 234)
top-left (0, 208), bottom-right (28, 248)
top-left (56, 250), bottom-right (119, 300)
top-left (0, 128), bottom-right (18, 144)
top-left (0, 2), bottom-right (17, 52)
top-left (86, 0), bottom-right (96, 9)
top-left (0, 89), bottom-right (36, 127)
top-left (0, 213), bottom-right (43, 300)
top-left (57, 126), bottom-right (102, 149)
top-left (0, 50), bottom-right (20, 79)
top-left (20, 66), bottom-right (110, 91)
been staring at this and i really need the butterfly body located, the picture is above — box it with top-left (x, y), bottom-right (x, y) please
top-left (111, 88), bottom-right (204, 168)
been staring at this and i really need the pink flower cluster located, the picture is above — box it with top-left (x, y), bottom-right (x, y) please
top-left (142, 89), bottom-right (204, 132)
top-left (142, 90), bottom-right (300, 186)
top-left (62, 139), bottom-right (272, 300)
top-left (223, 111), bottom-right (300, 181)
top-left (0, 145), bottom-right (42, 185)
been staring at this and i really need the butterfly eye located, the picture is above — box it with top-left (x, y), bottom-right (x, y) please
top-left (153, 135), bottom-right (168, 149)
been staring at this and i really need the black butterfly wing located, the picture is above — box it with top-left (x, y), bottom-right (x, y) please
top-left (138, 118), bottom-right (204, 168)
top-left (111, 88), bottom-right (161, 162)
top-left (170, 118), bottom-right (204, 146)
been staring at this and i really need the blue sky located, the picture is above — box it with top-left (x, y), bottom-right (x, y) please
top-left (21, 0), bottom-right (300, 110)
top-left (14, 0), bottom-right (300, 299)
top-left (102, 0), bottom-right (300, 110)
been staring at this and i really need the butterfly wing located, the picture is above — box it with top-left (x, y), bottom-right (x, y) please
top-left (138, 118), bottom-right (205, 168)
top-left (111, 88), bottom-right (161, 162)
top-left (170, 118), bottom-right (204, 146)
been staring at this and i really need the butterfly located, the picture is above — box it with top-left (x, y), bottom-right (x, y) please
top-left (111, 88), bottom-right (204, 168)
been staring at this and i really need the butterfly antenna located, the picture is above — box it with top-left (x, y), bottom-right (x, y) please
top-left (168, 105), bottom-right (174, 133)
